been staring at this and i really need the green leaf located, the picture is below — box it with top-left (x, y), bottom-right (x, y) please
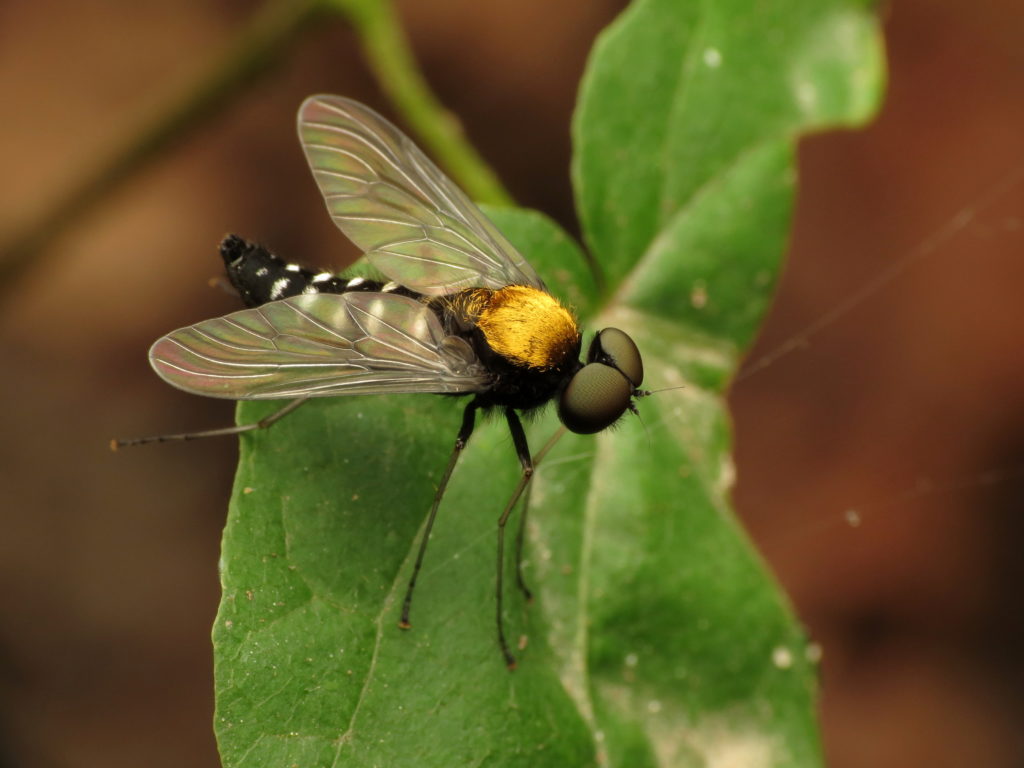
top-left (213, 0), bottom-right (884, 766)
top-left (575, 0), bottom-right (883, 323)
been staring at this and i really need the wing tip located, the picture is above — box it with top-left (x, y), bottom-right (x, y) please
top-left (298, 93), bottom-right (365, 126)
top-left (147, 336), bottom-right (242, 400)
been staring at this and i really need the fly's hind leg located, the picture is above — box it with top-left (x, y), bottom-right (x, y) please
top-left (111, 397), bottom-right (308, 450)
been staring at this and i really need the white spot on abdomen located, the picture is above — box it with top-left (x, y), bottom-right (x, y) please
top-left (269, 277), bottom-right (290, 299)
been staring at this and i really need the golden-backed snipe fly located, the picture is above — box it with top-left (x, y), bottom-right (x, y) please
top-left (123, 95), bottom-right (647, 667)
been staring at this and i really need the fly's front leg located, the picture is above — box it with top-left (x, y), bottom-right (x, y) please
top-left (495, 408), bottom-right (535, 669)
top-left (514, 483), bottom-right (534, 603)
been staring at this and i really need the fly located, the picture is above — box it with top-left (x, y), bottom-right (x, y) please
top-left (123, 95), bottom-right (647, 667)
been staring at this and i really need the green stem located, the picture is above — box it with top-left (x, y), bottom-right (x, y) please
top-left (0, 0), bottom-right (321, 300)
top-left (1, 0), bottom-right (514, 303)
top-left (330, 0), bottom-right (514, 207)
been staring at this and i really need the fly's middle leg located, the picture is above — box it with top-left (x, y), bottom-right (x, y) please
top-left (400, 400), bottom-right (478, 630)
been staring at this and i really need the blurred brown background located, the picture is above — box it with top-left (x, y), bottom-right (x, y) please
top-left (1, 1), bottom-right (1021, 766)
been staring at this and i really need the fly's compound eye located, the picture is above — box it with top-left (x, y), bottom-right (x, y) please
top-left (558, 363), bottom-right (632, 435)
top-left (588, 327), bottom-right (643, 387)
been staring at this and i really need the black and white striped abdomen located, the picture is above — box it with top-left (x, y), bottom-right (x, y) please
top-left (219, 234), bottom-right (418, 308)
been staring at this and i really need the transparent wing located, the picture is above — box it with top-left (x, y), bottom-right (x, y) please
top-left (149, 292), bottom-right (490, 400)
top-left (298, 94), bottom-right (544, 295)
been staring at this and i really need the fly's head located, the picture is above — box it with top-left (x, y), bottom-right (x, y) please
top-left (557, 327), bottom-right (646, 435)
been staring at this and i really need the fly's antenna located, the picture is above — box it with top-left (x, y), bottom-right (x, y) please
top-left (636, 384), bottom-right (687, 398)
top-left (635, 402), bottom-right (652, 444)
top-left (629, 385), bottom-right (686, 447)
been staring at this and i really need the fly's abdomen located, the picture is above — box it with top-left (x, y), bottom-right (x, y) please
top-left (220, 234), bottom-right (417, 307)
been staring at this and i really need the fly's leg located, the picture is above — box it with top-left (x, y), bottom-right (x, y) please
top-left (400, 400), bottom-right (478, 631)
top-left (494, 408), bottom-right (538, 670)
top-left (110, 397), bottom-right (308, 450)
top-left (513, 426), bottom-right (566, 601)
top-left (513, 483), bottom-right (534, 603)
top-left (499, 423), bottom-right (567, 667)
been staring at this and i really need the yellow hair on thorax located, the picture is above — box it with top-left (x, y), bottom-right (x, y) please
top-left (471, 286), bottom-right (580, 370)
